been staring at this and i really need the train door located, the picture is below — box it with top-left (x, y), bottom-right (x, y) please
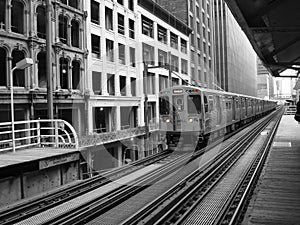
top-left (172, 95), bottom-right (184, 131)
top-left (216, 95), bottom-right (221, 125)
top-left (232, 97), bottom-right (236, 121)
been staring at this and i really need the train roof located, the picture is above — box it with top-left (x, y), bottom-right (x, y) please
top-left (160, 85), bottom-right (277, 102)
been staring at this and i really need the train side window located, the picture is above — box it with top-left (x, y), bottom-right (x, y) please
top-left (187, 95), bottom-right (201, 114)
top-left (159, 96), bottom-right (169, 115)
top-left (204, 95), bottom-right (208, 112)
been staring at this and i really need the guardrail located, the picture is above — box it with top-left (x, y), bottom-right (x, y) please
top-left (79, 123), bottom-right (159, 147)
top-left (0, 119), bottom-right (79, 152)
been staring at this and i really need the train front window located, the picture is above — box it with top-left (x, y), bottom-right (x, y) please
top-left (188, 95), bottom-right (201, 114)
top-left (159, 96), bottom-right (170, 115)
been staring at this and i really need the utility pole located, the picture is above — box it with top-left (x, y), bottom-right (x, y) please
top-left (46, 0), bottom-right (54, 120)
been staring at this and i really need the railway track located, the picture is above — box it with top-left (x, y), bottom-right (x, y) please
top-left (0, 109), bottom-right (281, 225)
top-left (0, 149), bottom-right (176, 225)
top-left (122, 108), bottom-right (283, 225)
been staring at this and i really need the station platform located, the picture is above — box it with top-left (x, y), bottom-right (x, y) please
top-left (242, 115), bottom-right (300, 225)
top-left (0, 148), bottom-right (80, 207)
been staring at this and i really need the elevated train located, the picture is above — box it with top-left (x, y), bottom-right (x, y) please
top-left (159, 85), bottom-right (277, 150)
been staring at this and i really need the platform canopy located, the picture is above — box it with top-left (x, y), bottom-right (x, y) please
top-left (224, 0), bottom-right (300, 78)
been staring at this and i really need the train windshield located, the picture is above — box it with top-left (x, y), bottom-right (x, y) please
top-left (187, 95), bottom-right (201, 114)
top-left (159, 96), bottom-right (170, 115)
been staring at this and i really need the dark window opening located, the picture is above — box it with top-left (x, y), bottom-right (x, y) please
top-left (37, 6), bottom-right (46, 39)
top-left (91, 34), bottom-right (100, 58)
top-left (157, 25), bottom-right (167, 44)
top-left (142, 16), bottom-right (153, 38)
top-left (105, 7), bottom-right (113, 30)
top-left (158, 49), bottom-right (167, 67)
top-left (142, 43), bottom-right (154, 65)
top-left (129, 47), bottom-right (135, 67)
top-left (69, 0), bottom-right (79, 9)
top-left (188, 95), bottom-right (201, 114)
top-left (92, 71), bottom-right (101, 95)
top-left (106, 39), bottom-right (114, 62)
top-left (131, 77), bottom-right (136, 96)
top-left (0, 48), bottom-right (7, 86)
top-left (11, 0), bottom-right (24, 34)
top-left (170, 32), bottom-right (178, 49)
top-left (171, 55), bottom-right (179, 72)
top-left (128, 0), bottom-right (134, 10)
top-left (12, 50), bottom-right (25, 87)
top-left (120, 75), bottom-right (126, 96)
top-left (72, 60), bottom-right (80, 89)
top-left (0, 0), bottom-right (5, 30)
top-left (118, 43), bottom-right (125, 65)
top-left (107, 73), bottom-right (115, 95)
top-left (159, 75), bottom-right (168, 91)
top-left (117, 0), bottom-right (123, 5)
top-left (37, 52), bottom-right (47, 88)
top-left (91, 0), bottom-right (100, 24)
top-left (60, 57), bottom-right (69, 89)
top-left (59, 15), bottom-right (68, 44)
top-left (71, 20), bottom-right (80, 47)
top-left (159, 96), bottom-right (170, 115)
top-left (129, 19), bottom-right (135, 39)
top-left (94, 107), bottom-right (109, 133)
top-left (118, 13), bottom-right (125, 35)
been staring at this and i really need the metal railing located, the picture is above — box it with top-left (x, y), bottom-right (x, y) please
top-left (0, 119), bottom-right (79, 153)
top-left (79, 123), bottom-right (159, 147)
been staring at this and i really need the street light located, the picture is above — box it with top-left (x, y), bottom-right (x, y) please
top-left (10, 58), bottom-right (34, 152)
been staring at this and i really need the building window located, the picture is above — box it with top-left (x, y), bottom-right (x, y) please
top-left (11, 0), bottom-right (24, 34)
top-left (106, 39), bottom-right (114, 62)
top-left (117, 0), bottom-right (123, 5)
top-left (105, 7), bottom-right (113, 31)
top-left (170, 32), bottom-right (178, 49)
top-left (189, 15), bottom-right (194, 27)
top-left (159, 75), bottom-right (168, 91)
top-left (92, 71), bottom-right (101, 95)
top-left (12, 50), bottom-right (25, 87)
top-left (107, 73), bottom-right (115, 95)
top-left (181, 59), bottom-right (188, 74)
top-left (118, 13), bottom-right (125, 35)
top-left (71, 20), bottom-right (80, 48)
top-left (118, 43), bottom-right (125, 65)
top-left (181, 38), bottom-right (187, 53)
top-left (60, 57), bottom-right (69, 89)
top-left (0, 0), bottom-right (6, 30)
top-left (128, 0), bottom-right (134, 11)
top-left (157, 25), bottom-right (167, 44)
top-left (158, 49), bottom-right (167, 67)
top-left (59, 15), bottom-right (68, 44)
top-left (72, 60), bottom-right (80, 90)
top-left (60, 0), bottom-right (79, 9)
top-left (131, 77), bottom-right (136, 96)
top-left (37, 6), bottom-right (46, 39)
top-left (120, 75), bottom-right (126, 96)
top-left (37, 52), bottom-right (47, 88)
top-left (91, 34), bottom-right (100, 58)
top-left (146, 72), bottom-right (155, 94)
top-left (91, 0), bottom-right (100, 24)
top-left (143, 43), bottom-right (154, 65)
top-left (171, 55), bottom-right (179, 72)
top-left (172, 77), bottom-right (179, 86)
top-left (129, 19), bottom-right (135, 39)
top-left (129, 47), bottom-right (135, 67)
top-left (142, 16), bottom-right (153, 38)
top-left (197, 37), bottom-right (201, 51)
top-left (0, 47), bottom-right (7, 86)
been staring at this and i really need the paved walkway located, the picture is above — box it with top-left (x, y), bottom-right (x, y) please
top-left (242, 115), bottom-right (300, 225)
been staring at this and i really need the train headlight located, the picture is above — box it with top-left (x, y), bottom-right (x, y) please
top-left (166, 118), bottom-right (170, 123)
top-left (188, 118), bottom-right (194, 123)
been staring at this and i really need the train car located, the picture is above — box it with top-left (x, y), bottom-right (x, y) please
top-left (159, 85), bottom-right (276, 151)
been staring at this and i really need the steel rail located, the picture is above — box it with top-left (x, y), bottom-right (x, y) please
top-left (0, 150), bottom-right (172, 225)
top-left (216, 110), bottom-right (283, 225)
top-left (120, 109), bottom-right (281, 225)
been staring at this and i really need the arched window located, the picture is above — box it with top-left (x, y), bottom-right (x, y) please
top-left (37, 6), bottom-right (46, 39)
top-left (12, 50), bottom-right (25, 87)
top-left (72, 60), bottom-right (80, 90)
top-left (37, 52), bottom-right (47, 88)
top-left (60, 57), bottom-right (69, 89)
top-left (59, 15), bottom-right (68, 44)
top-left (11, 0), bottom-right (24, 34)
top-left (0, 48), bottom-right (7, 86)
top-left (0, 0), bottom-right (6, 30)
top-left (71, 20), bottom-right (80, 48)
